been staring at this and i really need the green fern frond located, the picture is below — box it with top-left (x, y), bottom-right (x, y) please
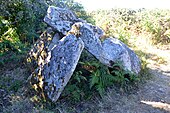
top-left (90, 74), bottom-right (99, 89)
top-left (96, 84), bottom-right (105, 97)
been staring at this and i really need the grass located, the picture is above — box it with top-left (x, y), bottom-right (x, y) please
top-left (90, 8), bottom-right (170, 45)
top-left (1, 8), bottom-right (170, 113)
top-left (0, 52), bottom-right (147, 112)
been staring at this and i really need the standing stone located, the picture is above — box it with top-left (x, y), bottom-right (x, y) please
top-left (29, 34), bottom-right (84, 102)
top-left (28, 6), bottom-right (141, 102)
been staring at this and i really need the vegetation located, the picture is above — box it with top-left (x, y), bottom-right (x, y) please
top-left (90, 8), bottom-right (170, 45)
top-left (0, 0), bottom-right (170, 112)
top-left (62, 60), bottom-right (138, 102)
top-left (0, 0), bottom-right (93, 66)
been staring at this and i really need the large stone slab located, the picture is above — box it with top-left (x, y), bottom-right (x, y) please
top-left (28, 6), bottom-right (141, 102)
top-left (44, 6), bottom-right (82, 35)
top-left (69, 22), bottom-right (104, 59)
top-left (42, 34), bottom-right (84, 101)
top-left (70, 22), bottom-right (141, 74)
top-left (29, 33), bottom-right (84, 102)
top-left (102, 38), bottom-right (141, 74)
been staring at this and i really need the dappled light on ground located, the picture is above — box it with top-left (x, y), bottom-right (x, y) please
top-left (1, 1), bottom-right (170, 112)
top-left (129, 33), bottom-right (170, 77)
top-left (141, 101), bottom-right (170, 112)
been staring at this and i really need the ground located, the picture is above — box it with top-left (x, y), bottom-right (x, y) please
top-left (0, 38), bottom-right (170, 113)
top-left (95, 45), bottom-right (170, 113)
top-left (71, 41), bottom-right (170, 113)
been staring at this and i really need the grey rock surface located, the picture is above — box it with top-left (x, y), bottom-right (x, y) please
top-left (70, 22), bottom-right (104, 59)
top-left (102, 38), bottom-right (141, 74)
top-left (29, 33), bottom-right (84, 102)
top-left (70, 22), bottom-right (141, 74)
top-left (42, 34), bottom-right (84, 101)
top-left (44, 6), bottom-right (81, 35)
top-left (28, 6), bottom-right (141, 102)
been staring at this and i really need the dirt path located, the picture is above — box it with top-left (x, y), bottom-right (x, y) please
top-left (91, 42), bottom-right (170, 113)
top-left (95, 68), bottom-right (170, 113)
top-left (65, 44), bottom-right (170, 113)
top-left (1, 39), bottom-right (169, 113)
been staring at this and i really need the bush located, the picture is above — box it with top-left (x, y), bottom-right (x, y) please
top-left (90, 8), bottom-right (170, 45)
top-left (0, 0), bottom-right (48, 43)
top-left (0, 0), bottom-right (94, 67)
top-left (0, 0), bottom-right (140, 106)
top-left (138, 9), bottom-right (170, 44)
top-left (61, 59), bottom-right (139, 102)
top-left (0, 0), bottom-right (93, 46)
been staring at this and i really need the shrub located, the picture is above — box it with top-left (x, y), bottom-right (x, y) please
top-left (0, 0), bottom-right (94, 67)
top-left (90, 8), bottom-right (170, 45)
top-left (61, 59), bottom-right (139, 102)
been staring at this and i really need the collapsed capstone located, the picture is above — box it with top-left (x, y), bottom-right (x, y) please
top-left (27, 6), bottom-right (141, 102)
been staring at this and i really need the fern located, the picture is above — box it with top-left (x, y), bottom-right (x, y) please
top-left (110, 61), bottom-right (139, 88)
top-left (74, 71), bottom-right (87, 83)
top-left (96, 84), bottom-right (105, 97)
top-left (89, 62), bottom-right (115, 97)
top-left (90, 73), bottom-right (99, 89)
top-left (63, 60), bottom-right (139, 101)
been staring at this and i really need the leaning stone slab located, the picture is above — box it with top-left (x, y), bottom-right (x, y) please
top-left (102, 38), bottom-right (141, 74)
top-left (28, 30), bottom-right (84, 102)
top-left (43, 34), bottom-right (84, 101)
top-left (70, 22), bottom-right (104, 59)
top-left (28, 6), bottom-right (141, 102)
top-left (70, 22), bottom-right (141, 74)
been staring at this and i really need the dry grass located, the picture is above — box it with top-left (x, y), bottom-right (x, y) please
top-left (1, 17), bottom-right (170, 113)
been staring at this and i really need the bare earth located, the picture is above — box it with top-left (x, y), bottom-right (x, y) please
top-left (90, 42), bottom-right (170, 113)
top-left (73, 39), bottom-right (170, 113)
top-left (1, 39), bottom-right (169, 113)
